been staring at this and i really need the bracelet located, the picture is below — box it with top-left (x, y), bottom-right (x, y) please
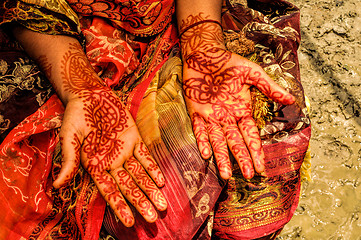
top-left (179, 19), bottom-right (223, 39)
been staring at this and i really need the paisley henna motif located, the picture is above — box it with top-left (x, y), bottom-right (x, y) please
top-left (82, 91), bottom-right (128, 174)
top-left (58, 42), bottom-right (166, 226)
top-left (61, 43), bottom-right (104, 93)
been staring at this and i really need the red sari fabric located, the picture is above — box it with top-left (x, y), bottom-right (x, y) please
top-left (67, 0), bottom-right (175, 37)
top-left (0, 0), bottom-right (310, 239)
top-left (212, 1), bottom-right (311, 239)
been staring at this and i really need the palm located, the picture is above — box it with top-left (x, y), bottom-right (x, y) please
top-left (183, 49), bottom-right (294, 179)
top-left (55, 88), bottom-right (167, 227)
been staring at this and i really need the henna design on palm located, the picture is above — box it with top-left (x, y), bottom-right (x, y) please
top-left (82, 91), bottom-right (128, 173)
top-left (179, 13), bottom-right (294, 179)
top-left (54, 42), bottom-right (166, 226)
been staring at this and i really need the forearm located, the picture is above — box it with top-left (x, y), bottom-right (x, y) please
top-left (176, 0), bottom-right (222, 25)
top-left (175, 0), bottom-right (225, 61)
top-left (12, 26), bottom-right (103, 105)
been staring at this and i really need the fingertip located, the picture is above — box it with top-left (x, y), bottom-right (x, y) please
top-left (256, 164), bottom-right (265, 174)
top-left (155, 191), bottom-right (168, 211)
top-left (122, 217), bottom-right (135, 228)
top-left (52, 172), bottom-right (69, 189)
top-left (156, 173), bottom-right (166, 188)
top-left (243, 171), bottom-right (254, 180)
top-left (201, 146), bottom-right (212, 159)
top-left (254, 150), bottom-right (265, 174)
top-left (284, 93), bottom-right (296, 105)
top-left (52, 159), bottom-right (78, 189)
top-left (146, 211), bottom-right (158, 223)
top-left (158, 200), bottom-right (168, 211)
top-left (255, 160), bottom-right (265, 174)
top-left (220, 169), bottom-right (232, 180)
top-left (52, 179), bottom-right (62, 189)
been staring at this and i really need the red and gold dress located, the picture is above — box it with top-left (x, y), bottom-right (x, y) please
top-left (0, 0), bottom-right (310, 239)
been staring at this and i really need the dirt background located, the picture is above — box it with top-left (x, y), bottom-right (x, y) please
top-left (276, 0), bottom-right (361, 239)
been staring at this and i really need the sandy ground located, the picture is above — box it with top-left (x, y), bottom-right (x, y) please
top-left (276, 0), bottom-right (361, 239)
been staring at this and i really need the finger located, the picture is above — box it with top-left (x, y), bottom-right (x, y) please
top-left (133, 141), bottom-right (165, 187)
top-left (192, 113), bottom-right (212, 159)
top-left (243, 63), bottom-right (295, 105)
top-left (53, 131), bottom-right (81, 189)
top-left (224, 125), bottom-right (255, 179)
top-left (112, 167), bottom-right (158, 223)
top-left (208, 123), bottom-right (232, 179)
top-left (125, 157), bottom-right (167, 211)
top-left (92, 172), bottom-right (135, 227)
top-left (238, 115), bottom-right (265, 174)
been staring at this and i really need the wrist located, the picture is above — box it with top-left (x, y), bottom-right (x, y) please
top-left (179, 17), bottom-right (226, 60)
top-left (179, 19), bottom-right (223, 39)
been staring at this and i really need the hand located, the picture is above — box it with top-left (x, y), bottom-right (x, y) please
top-left (51, 43), bottom-right (167, 227)
top-left (12, 27), bottom-right (167, 226)
top-left (182, 47), bottom-right (294, 180)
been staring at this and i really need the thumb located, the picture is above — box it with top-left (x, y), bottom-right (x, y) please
top-left (245, 62), bottom-right (295, 105)
top-left (53, 128), bottom-right (82, 189)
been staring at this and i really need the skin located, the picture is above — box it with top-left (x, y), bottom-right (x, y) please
top-left (176, 2), bottom-right (295, 179)
top-left (13, 28), bottom-right (166, 227)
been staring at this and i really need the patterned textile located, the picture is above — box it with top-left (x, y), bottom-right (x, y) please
top-left (102, 48), bottom-right (224, 240)
top-left (212, 1), bottom-right (310, 239)
top-left (0, 0), bottom-right (79, 37)
top-left (20, 0), bottom-right (80, 26)
top-left (0, 0), bottom-right (310, 239)
top-left (66, 0), bottom-right (175, 37)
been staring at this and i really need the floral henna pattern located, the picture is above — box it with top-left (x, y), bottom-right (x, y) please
top-left (179, 13), bottom-right (223, 53)
top-left (186, 48), bottom-right (231, 74)
top-left (180, 13), bottom-right (294, 178)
